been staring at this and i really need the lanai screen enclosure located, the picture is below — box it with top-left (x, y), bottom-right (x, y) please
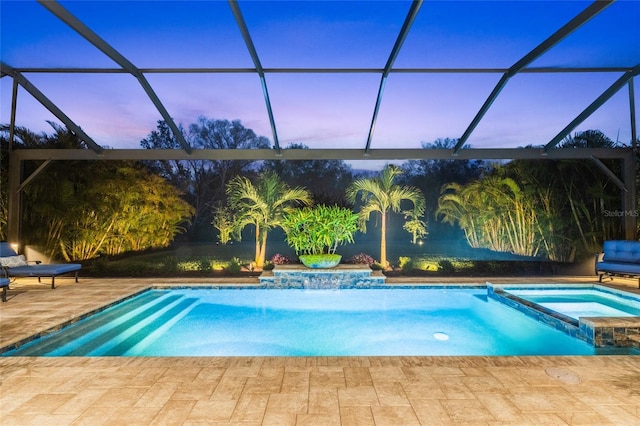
top-left (1, 0), bottom-right (638, 247)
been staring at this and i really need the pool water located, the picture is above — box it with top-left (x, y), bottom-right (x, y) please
top-left (4, 288), bottom-right (635, 357)
top-left (504, 288), bottom-right (640, 319)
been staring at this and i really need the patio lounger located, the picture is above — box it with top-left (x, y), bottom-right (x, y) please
top-left (0, 242), bottom-right (81, 289)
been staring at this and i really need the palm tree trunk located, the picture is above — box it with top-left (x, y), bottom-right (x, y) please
top-left (254, 224), bottom-right (261, 266)
top-left (380, 211), bottom-right (387, 268)
top-left (258, 232), bottom-right (268, 268)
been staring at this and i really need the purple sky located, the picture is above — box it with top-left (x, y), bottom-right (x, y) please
top-left (1, 0), bottom-right (639, 157)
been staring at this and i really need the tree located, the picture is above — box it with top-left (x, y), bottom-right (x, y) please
top-left (261, 143), bottom-right (353, 206)
top-left (497, 130), bottom-right (624, 259)
top-left (401, 138), bottom-right (487, 239)
top-left (53, 164), bottom-right (194, 260)
top-left (5, 123), bottom-right (193, 260)
top-left (211, 202), bottom-right (235, 245)
top-left (141, 117), bottom-right (270, 239)
top-left (347, 165), bottom-right (425, 268)
top-left (226, 172), bottom-right (312, 268)
top-left (402, 211), bottom-right (428, 244)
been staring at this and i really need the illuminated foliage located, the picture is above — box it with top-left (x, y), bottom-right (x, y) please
top-left (226, 172), bottom-right (311, 268)
top-left (282, 205), bottom-right (358, 255)
top-left (436, 177), bottom-right (540, 257)
top-left (9, 124), bottom-right (194, 260)
top-left (436, 130), bottom-right (632, 262)
top-left (211, 202), bottom-right (235, 244)
top-left (347, 165), bottom-right (425, 268)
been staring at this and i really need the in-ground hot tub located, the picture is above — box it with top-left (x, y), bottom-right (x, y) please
top-left (488, 283), bottom-right (640, 348)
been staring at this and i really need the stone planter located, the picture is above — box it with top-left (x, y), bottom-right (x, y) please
top-left (299, 254), bottom-right (341, 269)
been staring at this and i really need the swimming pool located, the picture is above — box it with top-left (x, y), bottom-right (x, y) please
top-left (3, 287), bottom-right (636, 357)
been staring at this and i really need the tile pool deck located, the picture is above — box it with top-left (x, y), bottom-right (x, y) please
top-left (0, 276), bottom-right (639, 425)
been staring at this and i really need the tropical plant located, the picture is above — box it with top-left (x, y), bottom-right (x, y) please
top-left (436, 176), bottom-right (541, 257)
top-left (9, 124), bottom-right (194, 261)
top-left (52, 164), bottom-right (193, 260)
top-left (438, 259), bottom-right (455, 275)
top-left (401, 138), bottom-right (487, 239)
top-left (211, 202), bottom-right (235, 244)
top-left (270, 253), bottom-right (292, 265)
top-left (346, 165), bottom-right (425, 268)
top-left (225, 257), bottom-right (242, 275)
top-left (403, 211), bottom-right (428, 244)
top-left (226, 172), bottom-right (311, 268)
top-left (398, 256), bottom-right (413, 273)
top-left (282, 205), bottom-right (358, 255)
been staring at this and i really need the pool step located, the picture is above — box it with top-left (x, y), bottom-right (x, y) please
top-left (100, 297), bottom-right (198, 355)
top-left (628, 333), bottom-right (640, 348)
top-left (10, 292), bottom-right (193, 356)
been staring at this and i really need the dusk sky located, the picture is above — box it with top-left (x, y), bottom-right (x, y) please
top-left (1, 0), bottom-right (639, 157)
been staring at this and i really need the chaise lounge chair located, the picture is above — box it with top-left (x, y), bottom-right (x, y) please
top-left (0, 242), bottom-right (81, 289)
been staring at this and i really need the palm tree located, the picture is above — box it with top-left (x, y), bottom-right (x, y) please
top-left (347, 165), bottom-right (425, 268)
top-left (226, 172), bottom-right (312, 268)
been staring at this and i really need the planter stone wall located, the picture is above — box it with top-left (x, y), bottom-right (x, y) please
top-left (259, 264), bottom-right (386, 289)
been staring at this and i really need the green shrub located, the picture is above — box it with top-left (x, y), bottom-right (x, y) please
top-left (162, 256), bottom-right (179, 273)
top-left (177, 260), bottom-right (202, 272)
top-left (262, 262), bottom-right (275, 271)
top-left (399, 256), bottom-right (414, 273)
top-left (438, 259), bottom-right (455, 275)
top-left (198, 258), bottom-right (213, 271)
top-left (414, 259), bottom-right (438, 271)
top-left (226, 257), bottom-right (242, 275)
top-left (370, 262), bottom-right (384, 271)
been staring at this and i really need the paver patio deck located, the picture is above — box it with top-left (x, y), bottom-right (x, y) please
top-left (1, 276), bottom-right (639, 425)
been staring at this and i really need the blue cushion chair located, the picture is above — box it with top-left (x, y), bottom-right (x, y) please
top-left (596, 240), bottom-right (640, 288)
top-left (0, 242), bottom-right (81, 289)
